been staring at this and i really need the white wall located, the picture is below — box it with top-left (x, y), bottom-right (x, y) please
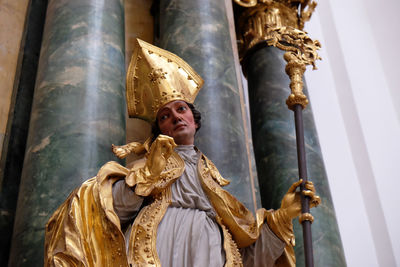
top-left (304, 1), bottom-right (400, 266)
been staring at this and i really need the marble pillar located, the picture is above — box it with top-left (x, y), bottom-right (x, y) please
top-left (8, 0), bottom-right (126, 266)
top-left (0, 1), bottom-right (48, 266)
top-left (155, 0), bottom-right (260, 212)
top-left (245, 46), bottom-right (346, 266)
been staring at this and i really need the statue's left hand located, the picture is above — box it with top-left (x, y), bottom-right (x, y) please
top-left (280, 179), bottom-right (321, 220)
top-left (146, 135), bottom-right (177, 178)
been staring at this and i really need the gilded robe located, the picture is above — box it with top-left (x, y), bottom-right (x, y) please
top-left (45, 147), bottom-right (295, 266)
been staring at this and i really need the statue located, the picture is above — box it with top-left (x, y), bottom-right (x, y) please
top-left (44, 39), bottom-right (320, 267)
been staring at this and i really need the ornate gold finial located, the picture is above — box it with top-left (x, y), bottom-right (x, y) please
top-left (267, 26), bottom-right (321, 109)
top-left (234, 0), bottom-right (321, 110)
top-left (126, 39), bottom-right (204, 123)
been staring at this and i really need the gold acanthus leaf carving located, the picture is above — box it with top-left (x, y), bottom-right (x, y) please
top-left (266, 26), bottom-right (321, 70)
top-left (234, 0), bottom-right (317, 30)
top-left (266, 26), bottom-right (321, 110)
top-left (299, 0), bottom-right (317, 29)
top-left (234, 0), bottom-right (318, 59)
top-left (234, 1), bottom-right (321, 111)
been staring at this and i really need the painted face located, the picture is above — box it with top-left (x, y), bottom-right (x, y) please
top-left (156, 100), bottom-right (198, 145)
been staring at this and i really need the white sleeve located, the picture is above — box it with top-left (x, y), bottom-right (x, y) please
top-left (241, 223), bottom-right (286, 267)
top-left (112, 179), bottom-right (144, 224)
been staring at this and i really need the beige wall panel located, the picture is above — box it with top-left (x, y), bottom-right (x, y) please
top-left (125, 0), bottom-right (154, 66)
top-left (0, 0), bottom-right (30, 155)
top-left (125, 0), bottom-right (154, 164)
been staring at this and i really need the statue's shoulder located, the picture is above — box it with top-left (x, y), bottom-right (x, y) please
top-left (198, 153), bottom-right (230, 187)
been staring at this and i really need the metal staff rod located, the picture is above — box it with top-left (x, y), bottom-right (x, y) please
top-left (276, 30), bottom-right (321, 267)
top-left (233, 0), bottom-right (321, 265)
top-left (293, 103), bottom-right (314, 267)
top-left (284, 56), bottom-right (318, 267)
top-left (241, 26), bottom-right (321, 267)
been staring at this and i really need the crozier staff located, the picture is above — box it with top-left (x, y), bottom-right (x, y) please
top-left (45, 38), bottom-right (320, 267)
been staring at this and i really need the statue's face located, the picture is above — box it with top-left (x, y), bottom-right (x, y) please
top-left (156, 100), bottom-right (198, 145)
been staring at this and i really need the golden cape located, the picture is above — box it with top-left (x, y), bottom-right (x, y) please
top-left (45, 151), bottom-right (294, 266)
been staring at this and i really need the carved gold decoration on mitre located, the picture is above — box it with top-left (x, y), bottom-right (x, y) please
top-left (234, 0), bottom-right (317, 59)
top-left (126, 38), bottom-right (204, 123)
top-left (267, 26), bottom-right (321, 109)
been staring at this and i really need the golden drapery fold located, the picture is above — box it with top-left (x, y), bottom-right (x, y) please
top-left (45, 162), bottom-right (129, 267)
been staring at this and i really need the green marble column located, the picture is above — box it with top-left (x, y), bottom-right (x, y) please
top-left (245, 46), bottom-right (346, 266)
top-left (154, 0), bottom-right (261, 212)
top-left (8, 0), bottom-right (125, 266)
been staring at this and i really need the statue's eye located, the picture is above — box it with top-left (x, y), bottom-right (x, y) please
top-left (159, 114), bottom-right (168, 121)
top-left (177, 106), bottom-right (187, 112)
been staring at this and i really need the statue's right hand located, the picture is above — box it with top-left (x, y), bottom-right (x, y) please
top-left (146, 135), bottom-right (177, 177)
top-left (112, 144), bottom-right (130, 159)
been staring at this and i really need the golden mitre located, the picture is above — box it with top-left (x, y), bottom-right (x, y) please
top-left (126, 39), bottom-right (204, 123)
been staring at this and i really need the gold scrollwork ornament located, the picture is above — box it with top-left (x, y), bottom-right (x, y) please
top-left (266, 26), bottom-right (321, 110)
top-left (234, 0), bottom-right (317, 29)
